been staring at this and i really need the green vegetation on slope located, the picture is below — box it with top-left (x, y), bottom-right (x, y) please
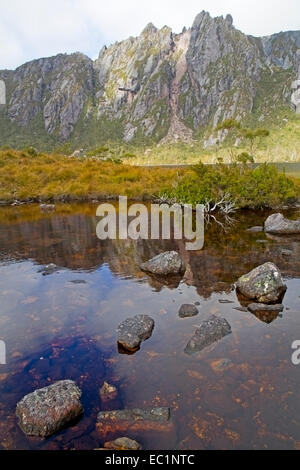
top-left (0, 149), bottom-right (183, 202)
top-left (0, 149), bottom-right (299, 209)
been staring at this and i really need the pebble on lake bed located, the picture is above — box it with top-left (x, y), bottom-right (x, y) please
top-left (16, 380), bottom-right (83, 437)
top-left (96, 408), bottom-right (172, 439)
top-left (103, 437), bottom-right (142, 450)
top-left (99, 382), bottom-right (118, 402)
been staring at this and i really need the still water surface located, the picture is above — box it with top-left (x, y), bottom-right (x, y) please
top-left (0, 203), bottom-right (299, 450)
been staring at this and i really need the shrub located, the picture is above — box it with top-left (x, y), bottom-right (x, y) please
top-left (23, 146), bottom-right (38, 157)
top-left (160, 161), bottom-right (298, 209)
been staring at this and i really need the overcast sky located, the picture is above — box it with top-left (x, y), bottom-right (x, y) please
top-left (1, 0), bottom-right (300, 70)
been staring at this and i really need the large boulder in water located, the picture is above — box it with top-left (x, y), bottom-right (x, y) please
top-left (140, 251), bottom-right (185, 276)
top-left (236, 262), bottom-right (287, 304)
top-left (16, 380), bottom-right (83, 437)
top-left (264, 213), bottom-right (300, 234)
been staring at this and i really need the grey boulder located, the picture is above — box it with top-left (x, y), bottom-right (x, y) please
top-left (264, 213), bottom-right (300, 234)
top-left (140, 251), bottom-right (185, 276)
top-left (236, 262), bottom-right (287, 304)
top-left (16, 380), bottom-right (83, 437)
top-left (179, 304), bottom-right (199, 318)
top-left (185, 315), bottom-right (232, 355)
top-left (117, 314), bottom-right (154, 352)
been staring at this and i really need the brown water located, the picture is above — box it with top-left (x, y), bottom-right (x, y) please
top-left (0, 203), bottom-right (299, 450)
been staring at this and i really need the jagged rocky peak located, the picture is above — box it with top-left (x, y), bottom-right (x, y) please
top-left (225, 14), bottom-right (233, 27)
top-left (98, 45), bottom-right (107, 60)
top-left (142, 22), bottom-right (158, 35)
top-left (0, 11), bottom-right (300, 148)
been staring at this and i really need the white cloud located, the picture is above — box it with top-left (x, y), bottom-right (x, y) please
top-left (1, 0), bottom-right (300, 70)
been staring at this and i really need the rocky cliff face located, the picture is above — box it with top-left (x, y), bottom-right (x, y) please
top-left (0, 11), bottom-right (299, 149)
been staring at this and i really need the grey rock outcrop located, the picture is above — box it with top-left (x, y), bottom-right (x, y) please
top-left (291, 79), bottom-right (300, 113)
top-left (236, 262), bottom-right (287, 304)
top-left (0, 79), bottom-right (6, 105)
top-left (1, 12), bottom-right (300, 146)
top-left (16, 380), bottom-right (83, 437)
top-left (2, 53), bottom-right (94, 141)
top-left (265, 213), bottom-right (300, 234)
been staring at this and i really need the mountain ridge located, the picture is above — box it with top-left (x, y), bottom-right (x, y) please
top-left (0, 10), bottom-right (299, 150)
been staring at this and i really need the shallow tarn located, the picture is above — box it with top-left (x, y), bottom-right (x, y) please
top-left (0, 202), bottom-right (299, 450)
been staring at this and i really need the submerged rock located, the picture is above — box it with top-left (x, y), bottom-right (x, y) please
top-left (140, 251), bottom-right (185, 276)
top-left (236, 262), bottom-right (287, 304)
top-left (210, 358), bottom-right (233, 372)
top-left (117, 315), bottom-right (154, 352)
top-left (185, 315), bottom-right (232, 355)
top-left (264, 213), bottom-right (300, 234)
top-left (104, 437), bottom-right (142, 450)
top-left (247, 303), bottom-right (284, 324)
top-left (16, 380), bottom-right (83, 437)
top-left (247, 303), bottom-right (284, 323)
top-left (247, 303), bottom-right (284, 313)
top-left (233, 306), bottom-right (248, 312)
top-left (98, 407), bottom-right (170, 423)
top-left (96, 407), bottom-right (172, 438)
top-left (179, 304), bottom-right (199, 318)
top-left (99, 382), bottom-right (118, 403)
